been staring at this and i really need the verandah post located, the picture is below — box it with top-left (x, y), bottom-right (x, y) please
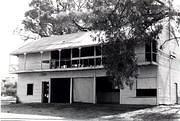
top-left (24, 53), bottom-right (27, 70)
top-left (59, 49), bottom-right (61, 68)
top-left (40, 51), bottom-right (43, 70)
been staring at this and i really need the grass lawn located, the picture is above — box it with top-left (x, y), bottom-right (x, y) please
top-left (1, 103), bottom-right (180, 120)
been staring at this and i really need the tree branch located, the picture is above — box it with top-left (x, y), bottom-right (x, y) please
top-left (72, 19), bottom-right (90, 31)
top-left (160, 37), bottom-right (180, 49)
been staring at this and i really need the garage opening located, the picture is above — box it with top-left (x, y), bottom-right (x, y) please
top-left (50, 78), bottom-right (70, 103)
top-left (96, 77), bottom-right (119, 104)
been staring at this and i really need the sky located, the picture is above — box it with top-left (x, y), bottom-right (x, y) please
top-left (0, 0), bottom-right (180, 79)
top-left (0, 0), bottom-right (31, 78)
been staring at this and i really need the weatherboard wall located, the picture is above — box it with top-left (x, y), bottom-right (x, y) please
top-left (17, 69), bottom-right (106, 103)
top-left (120, 66), bottom-right (158, 105)
top-left (156, 23), bottom-right (180, 105)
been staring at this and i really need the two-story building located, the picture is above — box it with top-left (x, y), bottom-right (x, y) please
top-left (9, 30), bottom-right (180, 105)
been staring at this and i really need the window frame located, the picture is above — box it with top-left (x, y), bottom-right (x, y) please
top-left (27, 83), bottom-right (33, 96)
top-left (136, 89), bottom-right (157, 97)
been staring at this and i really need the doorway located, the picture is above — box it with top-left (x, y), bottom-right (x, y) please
top-left (175, 83), bottom-right (178, 104)
top-left (50, 78), bottom-right (70, 103)
top-left (42, 82), bottom-right (49, 103)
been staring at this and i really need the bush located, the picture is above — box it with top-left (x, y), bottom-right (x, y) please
top-left (1, 81), bottom-right (17, 97)
top-left (6, 88), bottom-right (16, 97)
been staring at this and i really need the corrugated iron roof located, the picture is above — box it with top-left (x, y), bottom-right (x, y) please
top-left (11, 32), bottom-right (100, 55)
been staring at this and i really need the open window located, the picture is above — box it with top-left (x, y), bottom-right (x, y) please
top-left (136, 89), bottom-right (157, 97)
top-left (72, 48), bottom-right (79, 58)
top-left (51, 50), bottom-right (59, 69)
top-left (95, 45), bottom-right (102, 56)
top-left (81, 47), bottom-right (94, 57)
top-left (61, 49), bottom-right (71, 68)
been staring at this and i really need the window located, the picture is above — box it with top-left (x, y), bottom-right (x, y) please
top-left (145, 40), bottom-right (157, 62)
top-left (96, 46), bottom-right (102, 56)
top-left (61, 49), bottom-right (71, 59)
top-left (96, 77), bottom-right (119, 92)
top-left (72, 48), bottom-right (79, 58)
top-left (136, 89), bottom-right (157, 97)
top-left (96, 58), bottom-right (102, 66)
top-left (27, 84), bottom-right (33, 95)
top-left (81, 47), bottom-right (94, 57)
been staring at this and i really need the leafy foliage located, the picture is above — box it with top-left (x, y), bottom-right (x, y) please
top-left (91, 0), bottom-right (175, 88)
top-left (1, 80), bottom-right (17, 97)
top-left (21, 0), bottom-right (93, 39)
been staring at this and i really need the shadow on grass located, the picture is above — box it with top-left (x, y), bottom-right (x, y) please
top-left (1, 103), bottom-right (153, 120)
top-left (132, 110), bottom-right (180, 121)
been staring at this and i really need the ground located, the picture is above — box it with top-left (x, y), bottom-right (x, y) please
top-left (1, 103), bottom-right (180, 121)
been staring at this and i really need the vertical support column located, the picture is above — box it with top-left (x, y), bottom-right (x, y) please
top-left (79, 47), bottom-right (81, 67)
top-left (40, 51), bottom-right (43, 70)
top-left (156, 65), bottom-right (159, 105)
top-left (48, 80), bottom-right (51, 103)
top-left (94, 46), bottom-right (96, 66)
top-left (101, 44), bottom-right (103, 65)
top-left (24, 53), bottom-right (27, 70)
top-left (169, 52), bottom-right (172, 104)
top-left (70, 78), bottom-right (73, 104)
top-left (93, 73), bottom-right (96, 104)
top-left (119, 88), bottom-right (121, 104)
top-left (150, 41), bottom-right (153, 62)
top-left (70, 49), bottom-right (72, 67)
top-left (59, 49), bottom-right (61, 68)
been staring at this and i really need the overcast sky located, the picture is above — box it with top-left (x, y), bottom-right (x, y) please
top-left (0, 0), bottom-right (180, 79)
top-left (0, 0), bottom-right (30, 78)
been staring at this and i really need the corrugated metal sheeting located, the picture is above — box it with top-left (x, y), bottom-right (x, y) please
top-left (11, 32), bottom-right (100, 55)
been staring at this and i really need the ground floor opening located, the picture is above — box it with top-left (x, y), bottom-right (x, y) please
top-left (96, 77), bottom-right (120, 104)
top-left (42, 82), bottom-right (49, 103)
top-left (49, 77), bottom-right (120, 104)
top-left (50, 78), bottom-right (70, 103)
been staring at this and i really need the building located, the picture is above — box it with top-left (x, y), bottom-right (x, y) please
top-left (9, 30), bottom-right (180, 105)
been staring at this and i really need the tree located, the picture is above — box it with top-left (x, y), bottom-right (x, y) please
top-left (89, 0), bottom-right (180, 89)
top-left (20, 0), bottom-right (180, 89)
top-left (17, 0), bottom-right (93, 40)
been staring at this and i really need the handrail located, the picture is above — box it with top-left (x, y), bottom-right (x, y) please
top-left (9, 52), bottom-right (172, 73)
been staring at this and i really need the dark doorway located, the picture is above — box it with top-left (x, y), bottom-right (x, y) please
top-left (175, 83), bottom-right (178, 104)
top-left (42, 82), bottom-right (49, 103)
top-left (50, 78), bottom-right (70, 103)
top-left (96, 77), bottom-right (119, 104)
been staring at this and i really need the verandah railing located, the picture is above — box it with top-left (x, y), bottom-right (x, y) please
top-left (9, 52), bottom-right (167, 73)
